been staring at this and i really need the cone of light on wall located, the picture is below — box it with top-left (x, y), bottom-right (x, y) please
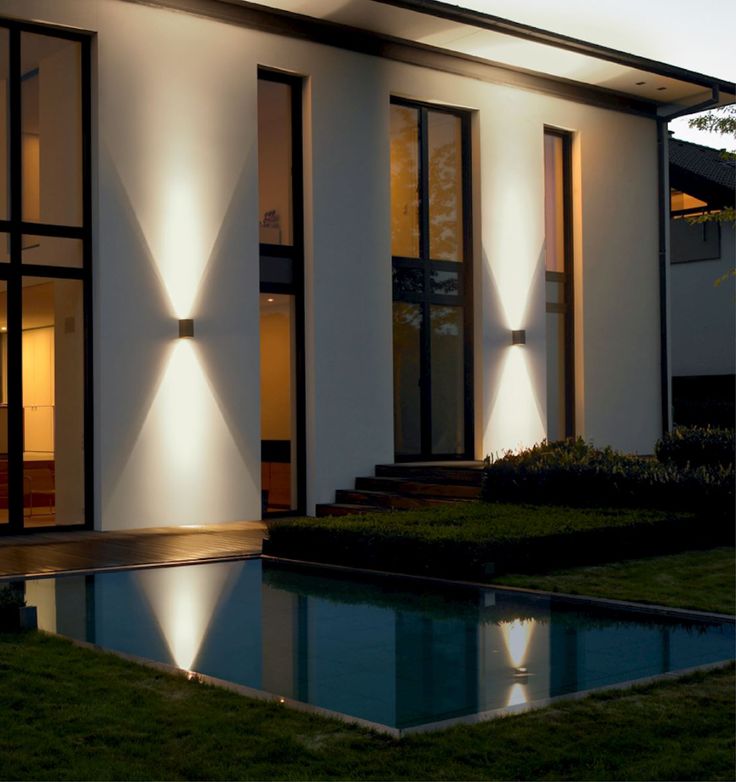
top-left (178, 319), bottom-right (194, 339)
top-left (511, 329), bottom-right (526, 346)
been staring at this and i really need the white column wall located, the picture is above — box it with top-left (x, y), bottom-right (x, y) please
top-left (2, 0), bottom-right (662, 528)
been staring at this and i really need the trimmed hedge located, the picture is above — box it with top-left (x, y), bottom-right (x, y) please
top-left (655, 426), bottom-right (735, 469)
top-left (481, 438), bottom-right (734, 516)
top-left (265, 503), bottom-right (729, 579)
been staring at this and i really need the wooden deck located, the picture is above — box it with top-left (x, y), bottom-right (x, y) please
top-left (0, 521), bottom-right (267, 580)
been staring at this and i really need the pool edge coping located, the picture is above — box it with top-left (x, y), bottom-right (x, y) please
top-left (59, 632), bottom-right (734, 739)
top-left (15, 551), bottom-right (736, 738)
top-left (260, 554), bottom-right (736, 623)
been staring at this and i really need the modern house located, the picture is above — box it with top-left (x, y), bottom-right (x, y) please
top-left (669, 136), bottom-right (735, 427)
top-left (0, 0), bottom-right (733, 533)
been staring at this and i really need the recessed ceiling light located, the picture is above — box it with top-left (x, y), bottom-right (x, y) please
top-left (657, 86), bottom-right (667, 91)
top-left (267, 297), bottom-right (274, 303)
top-left (635, 81), bottom-right (646, 86)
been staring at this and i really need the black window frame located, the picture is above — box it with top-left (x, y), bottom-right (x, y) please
top-left (258, 67), bottom-right (306, 518)
top-left (0, 18), bottom-right (92, 534)
top-left (544, 127), bottom-right (575, 440)
top-left (390, 96), bottom-right (474, 461)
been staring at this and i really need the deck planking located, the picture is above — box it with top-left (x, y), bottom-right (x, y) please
top-left (0, 521), bottom-right (267, 579)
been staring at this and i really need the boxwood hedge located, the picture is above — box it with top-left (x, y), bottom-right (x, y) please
top-left (265, 503), bottom-right (728, 579)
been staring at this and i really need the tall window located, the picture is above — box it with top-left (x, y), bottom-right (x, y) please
top-left (0, 23), bottom-right (91, 532)
top-left (258, 70), bottom-right (304, 516)
top-left (544, 130), bottom-right (574, 441)
top-left (390, 99), bottom-right (473, 459)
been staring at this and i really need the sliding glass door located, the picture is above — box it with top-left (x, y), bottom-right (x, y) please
top-left (0, 23), bottom-right (91, 532)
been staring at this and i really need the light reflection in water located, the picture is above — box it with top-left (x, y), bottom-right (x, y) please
top-left (17, 561), bottom-right (735, 733)
top-left (501, 618), bottom-right (535, 668)
top-left (134, 563), bottom-right (235, 670)
top-left (506, 682), bottom-right (528, 707)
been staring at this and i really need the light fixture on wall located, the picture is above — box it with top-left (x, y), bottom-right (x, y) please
top-left (178, 319), bottom-right (194, 339)
top-left (511, 329), bottom-right (526, 346)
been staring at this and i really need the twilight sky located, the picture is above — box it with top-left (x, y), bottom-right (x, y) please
top-left (451, 0), bottom-right (735, 148)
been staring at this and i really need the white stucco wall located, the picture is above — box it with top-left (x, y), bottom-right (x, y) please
top-left (2, 0), bottom-right (663, 528)
top-left (670, 225), bottom-right (736, 377)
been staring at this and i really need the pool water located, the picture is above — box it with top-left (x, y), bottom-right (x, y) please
top-left (18, 559), bottom-right (735, 733)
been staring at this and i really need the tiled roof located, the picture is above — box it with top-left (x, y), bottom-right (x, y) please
top-left (670, 137), bottom-right (735, 191)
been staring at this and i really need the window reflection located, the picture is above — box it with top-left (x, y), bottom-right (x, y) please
top-left (21, 33), bottom-right (82, 227)
top-left (258, 79), bottom-right (293, 245)
top-left (393, 302), bottom-right (422, 456)
top-left (428, 112), bottom-right (463, 262)
top-left (390, 105), bottom-right (420, 258)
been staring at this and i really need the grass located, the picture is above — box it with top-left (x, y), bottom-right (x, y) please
top-left (266, 502), bottom-right (710, 578)
top-left (495, 547), bottom-right (736, 615)
top-left (0, 631), bottom-right (733, 781)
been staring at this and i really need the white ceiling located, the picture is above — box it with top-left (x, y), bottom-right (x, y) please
top-left (247, 0), bottom-right (728, 108)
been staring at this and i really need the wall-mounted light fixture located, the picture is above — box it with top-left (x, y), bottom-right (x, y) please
top-left (178, 319), bottom-right (194, 339)
top-left (511, 329), bottom-right (526, 346)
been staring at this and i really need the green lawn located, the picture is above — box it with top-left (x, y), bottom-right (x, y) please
top-left (0, 632), bottom-right (733, 781)
top-left (495, 547), bottom-right (736, 615)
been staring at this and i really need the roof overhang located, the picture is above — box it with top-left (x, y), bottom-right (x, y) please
top-left (128, 0), bottom-right (736, 118)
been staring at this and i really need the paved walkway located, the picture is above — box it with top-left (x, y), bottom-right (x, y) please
top-left (0, 521), bottom-right (267, 579)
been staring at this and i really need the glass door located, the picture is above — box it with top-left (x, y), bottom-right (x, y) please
top-left (390, 100), bottom-right (473, 460)
top-left (0, 23), bottom-right (91, 532)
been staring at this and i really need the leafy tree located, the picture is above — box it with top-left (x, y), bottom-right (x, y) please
top-left (685, 105), bottom-right (735, 226)
top-left (686, 105), bottom-right (735, 288)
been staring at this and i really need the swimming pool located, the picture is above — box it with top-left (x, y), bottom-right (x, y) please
top-left (16, 558), bottom-right (735, 735)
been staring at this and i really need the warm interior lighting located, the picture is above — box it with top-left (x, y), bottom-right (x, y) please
top-left (511, 329), bottom-right (526, 346)
top-left (501, 619), bottom-right (535, 668)
top-left (670, 189), bottom-right (708, 213)
top-left (178, 318), bottom-right (194, 339)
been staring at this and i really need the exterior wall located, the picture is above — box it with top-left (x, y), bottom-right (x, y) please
top-left (670, 224), bottom-right (736, 377)
top-left (1, 0), bottom-right (663, 529)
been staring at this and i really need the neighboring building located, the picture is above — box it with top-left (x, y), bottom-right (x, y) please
top-left (0, 0), bottom-right (733, 534)
top-left (669, 136), bottom-right (735, 427)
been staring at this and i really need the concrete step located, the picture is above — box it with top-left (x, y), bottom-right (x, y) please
top-left (335, 489), bottom-right (452, 510)
top-left (374, 463), bottom-right (483, 486)
top-left (315, 503), bottom-right (381, 518)
top-left (355, 476), bottom-right (481, 499)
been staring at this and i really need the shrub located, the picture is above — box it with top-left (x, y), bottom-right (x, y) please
top-left (481, 438), bottom-right (733, 517)
top-left (655, 426), bottom-right (735, 469)
top-left (265, 503), bottom-right (727, 578)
